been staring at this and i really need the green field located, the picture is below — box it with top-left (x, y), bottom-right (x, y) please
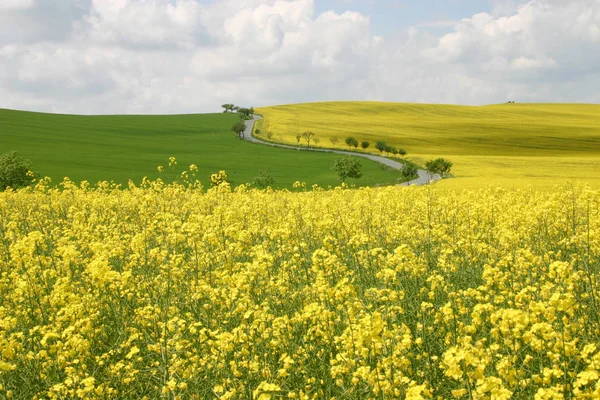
top-left (0, 108), bottom-right (404, 189)
top-left (256, 102), bottom-right (600, 189)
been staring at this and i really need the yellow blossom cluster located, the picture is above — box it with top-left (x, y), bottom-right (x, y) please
top-left (210, 170), bottom-right (229, 188)
top-left (0, 179), bottom-right (599, 399)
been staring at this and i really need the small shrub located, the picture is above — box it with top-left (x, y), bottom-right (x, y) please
top-left (252, 169), bottom-right (275, 188)
top-left (0, 151), bottom-right (35, 191)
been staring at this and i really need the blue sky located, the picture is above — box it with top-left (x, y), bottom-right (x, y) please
top-left (315, 0), bottom-right (494, 35)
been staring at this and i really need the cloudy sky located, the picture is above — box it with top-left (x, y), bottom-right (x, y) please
top-left (0, 0), bottom-right (598, 114)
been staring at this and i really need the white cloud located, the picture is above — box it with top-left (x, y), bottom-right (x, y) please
top-left (80, 0), bottom-right (211, 49)
top-left (510, 55), bottom-right (557, 70)
top-left (0, 0), bottom-right (36, 10)
top-left (0, 0), bottom-right (599, 114)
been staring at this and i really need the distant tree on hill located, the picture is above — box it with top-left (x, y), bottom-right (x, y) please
top-left (266, 131), bottom-right (274, 140)
top-left (345, 137), bottom-right (358, 149)
top-left (332, 156), bottom-right (362, 182)
top-left (296, 134), bottom-right (302, 145)
top-left (375, 140), bottom-right (387, 155)
top-left (237, 108), bottom-right (252, 119)
top-left (425, 158), bottom-right (453, 179)
top-left (232, 120), bottom-right (246, 138)
top-left (361, 141), bottom-right (370, 151)
top-left (329, 137), bottom-right (340, 147)
top-left (313, 137), bottom-right (321, 146)
top-left (0, 151), bottom-right (35, 191)
top-left (302, 131), bottom-right (315, 147)
top-left (398, 148), bottom-right (407, 157)
top-left (221, 104), bottom-right (235, 113)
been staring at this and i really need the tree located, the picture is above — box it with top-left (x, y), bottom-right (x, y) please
top-left (436, 158), bottom-right (453, 177)
top-left (361, 141), bottom-right (370, 151)
top-left (252, 169), bottom-right (275, 188)
top-left (296, 134), bottom-right (302, 145)
top-left (398, 148), bottom-right (407, 157)
top-left (237, 107), bottom-right (252, 119)
top-left (0, 151), bottom-right (35, 191)
top-left (232, 119), bottom-right (246, 138)
top-left (221, 104), bottom-right (235, 113)
top-left (233, 106), bottom-right (255, 119)
top-left (401, 164), bottom-right (418, 180)
top-left (375, 140), bottom-right (387, 155)
top-left (302, 131), bottom-right (315, 147)
top-left (329, 137), bottom-right (340, 147)
top-left (345, 136), bottom-right (358, 149)
top-left (266, 131), bottom-right (274, 140)
top-left (313, 137), bottom-right (321, 146)
top-left (425, 158), bottom-right (453, 179)
top-left (332, 156), bottom-right (363, 182)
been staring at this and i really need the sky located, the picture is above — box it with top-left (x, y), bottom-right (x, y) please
top-left (0, 0), bottom-right (598, 115)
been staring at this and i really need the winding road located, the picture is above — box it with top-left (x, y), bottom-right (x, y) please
top-left (243, 115), bottom-right (441, 186)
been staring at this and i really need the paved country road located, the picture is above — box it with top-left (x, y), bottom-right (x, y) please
top-left (243, 115), bottom-right (441, 186)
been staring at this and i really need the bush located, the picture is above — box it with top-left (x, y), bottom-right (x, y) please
top-left (252, 170), bottom-right (275, 188)
top-left (0, 151), bottom-right (35, 191)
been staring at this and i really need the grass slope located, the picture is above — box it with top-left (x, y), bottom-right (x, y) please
top-left (256, 102), bottom-right (600, 189)
top-left (0, 108), bottom-right (403, 189)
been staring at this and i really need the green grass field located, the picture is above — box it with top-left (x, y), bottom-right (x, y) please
top-left (256, 102), bottom-right (600, 189)
top-left (0, 108), bottom-right (404, 189)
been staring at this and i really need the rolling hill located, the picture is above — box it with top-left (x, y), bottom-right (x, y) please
top-left (0, 108), bottom-right (403, 189)
top-left (255, 102), bottom-right (600, 188)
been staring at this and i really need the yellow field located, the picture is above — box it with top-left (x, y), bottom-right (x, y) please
top-left (1, 177), bottom-right (599, 398)
top-left (255, 102), bottom-right (600, 189)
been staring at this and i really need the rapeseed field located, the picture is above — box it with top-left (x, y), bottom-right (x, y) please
top-left (255, 102), bottom-right (600, 189)
top-left (1, 172), bottom-right (599, 398)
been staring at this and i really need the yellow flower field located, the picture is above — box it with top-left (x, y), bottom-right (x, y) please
top-left (1, 177), bottom-right (599, 399)
top-left (255, 102), bottom-right (600, 189)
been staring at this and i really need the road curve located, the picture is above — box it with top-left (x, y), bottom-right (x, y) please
top-left (243, 115), bottom-right (441, 186)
